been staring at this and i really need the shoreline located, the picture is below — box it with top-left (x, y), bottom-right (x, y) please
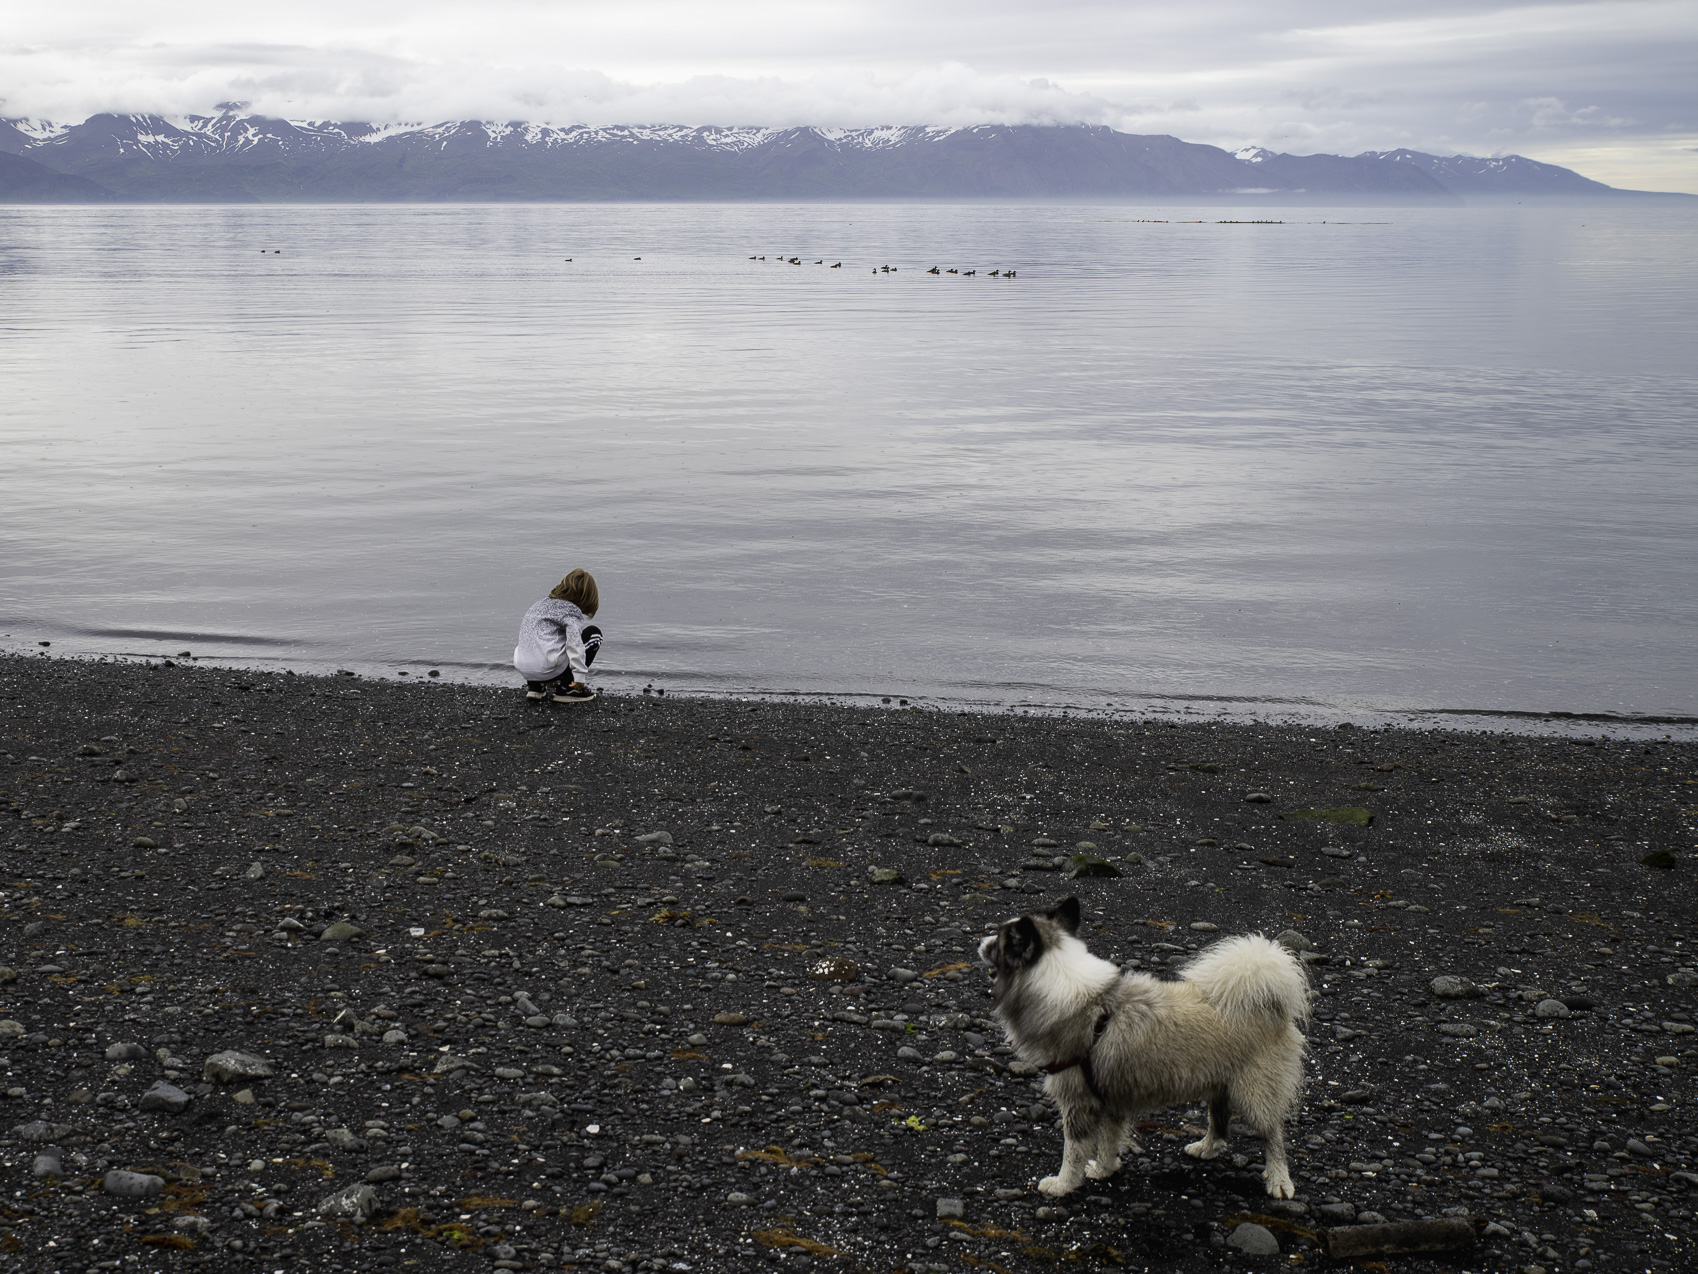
top-left (9, 644), bottom-right (1694, 742)
top-left (1, 653), bottom-right (1693, 1271)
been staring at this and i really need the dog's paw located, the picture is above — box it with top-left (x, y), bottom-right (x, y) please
top-left (1084, 1157), bottom-right (1120, 1180)
top-left (1264, 1170), bottom-right (1295, 1200)
top-left (1184, 1139), bottom-right (1223, 1160)
top-left (1037, 1175), bottom-right (1075, 1197)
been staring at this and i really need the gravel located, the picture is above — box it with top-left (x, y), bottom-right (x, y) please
top-left (0, 653), bottom-right (1693, 1271)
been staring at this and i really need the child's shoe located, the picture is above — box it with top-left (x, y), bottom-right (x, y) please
top-left (551, 682), bottom-right (596, 703)
top-left (524, 681), bottom-right (549, 701)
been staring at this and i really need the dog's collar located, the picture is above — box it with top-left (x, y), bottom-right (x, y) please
top-left (1043, 1008), bottom-right (1112, 1077)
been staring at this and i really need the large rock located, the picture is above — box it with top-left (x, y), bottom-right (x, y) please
top-left (317, 1184), bottom-right (378, 1218)
top-left (1228, 1222), bottom-right (1280, 1255)
top-left (203, 1050), bottom-right (275, 1084)
top-left (319, 921), bottom-right (365, 942)
top-left (138, 1080), bottom-right (192, 1114)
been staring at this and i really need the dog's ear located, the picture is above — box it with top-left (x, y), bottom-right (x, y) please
top-left (1004, 915), bottom-right (1044, 967)
top-left (1048, 896), bottom-right (1083, 934)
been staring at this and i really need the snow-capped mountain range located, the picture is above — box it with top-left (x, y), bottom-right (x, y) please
top-left (0, 113), bottom-right (1680, 203)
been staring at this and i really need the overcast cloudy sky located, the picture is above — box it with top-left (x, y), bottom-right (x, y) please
top-left (4, 1), bottom-right (1694, 190)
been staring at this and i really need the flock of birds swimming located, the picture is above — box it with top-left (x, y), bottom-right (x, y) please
top-left (748, 255), bottom-right (1016, 277)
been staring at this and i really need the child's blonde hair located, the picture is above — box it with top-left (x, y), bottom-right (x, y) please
top-left (549, 568), bottom-right (599, 618)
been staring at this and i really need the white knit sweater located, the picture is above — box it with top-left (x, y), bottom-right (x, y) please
top-left (513, 598), bottom-right (590, 682)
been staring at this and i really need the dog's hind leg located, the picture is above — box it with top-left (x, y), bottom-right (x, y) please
top-left (1184, 1089), bottom-right (1232, 1161)
top-left (1039, 1104), bottom-right (1096, 1196)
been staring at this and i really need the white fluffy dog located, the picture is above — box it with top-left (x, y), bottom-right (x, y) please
top-left (978, 897), bottom-right (1312, 1199)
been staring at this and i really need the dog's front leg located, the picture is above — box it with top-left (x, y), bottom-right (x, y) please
top-left (1038, 1105), bottom-right (1094, 1196)
top-left (1260, 1121), bottom-right (1295, 1200)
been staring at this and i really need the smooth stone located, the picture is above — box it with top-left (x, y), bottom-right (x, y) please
top-left (13, 1120), bottom-right (69, 1142)
top-left (713, 1012), bottom-right (749, 1026)
top-left (0, 1021), bottom-right (23, 1039)
top-left (105, 1041), bottom-right (149, 1062)
top-left (1228, 1222), bottom-right (1280, 1256)
top-left (1534, 999), bottom-right (1571, 1019)
top-left (936, 1197), bottom-right (966, 1219)
top-left (319, 922), bottom-right (365, 942)
top-left (203, 1050), bottom-right (274, 1083)
top-left (365, 1164), bottom-right (402, 1183)
top-left (103, 1170), bottom-right (165, 1199)
top-left (868, 867), bottom-right (904, 884)
top-left (1430, 976), bottom-right (1478, 999)
top-left (31, 1150), bottom-right (64, 1178)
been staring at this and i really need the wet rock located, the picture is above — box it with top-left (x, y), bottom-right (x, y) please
top-left (810, 957), bottom-right (859, 982)
top-left (103, 1170), bottom-right (165, 1199)
top-left (203, 1050), bottom-right (274, 1084)
top-left (1228, 1222), bottom-right (1280, 1255)
top-left (138, 1080), bottom-right (192, 1113)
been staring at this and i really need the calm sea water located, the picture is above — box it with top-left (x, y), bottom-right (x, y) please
top-left (3, 202), bottom-right (1695, 727)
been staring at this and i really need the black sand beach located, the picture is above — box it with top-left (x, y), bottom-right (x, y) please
top-left (1, 653), bottom-right (1693, 1272)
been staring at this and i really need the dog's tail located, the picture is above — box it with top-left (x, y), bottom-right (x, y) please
top-left (1181, 935), bottom-right (1311, 1026)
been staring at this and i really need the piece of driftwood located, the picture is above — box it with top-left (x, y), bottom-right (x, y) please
top-left (1324, 1218), bottom-right (1477, 1258)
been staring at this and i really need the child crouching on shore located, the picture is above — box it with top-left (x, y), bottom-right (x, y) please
top-left (514, 569), bottom-right (602, 703)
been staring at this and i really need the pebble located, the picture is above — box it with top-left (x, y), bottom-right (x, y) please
top-left (104, 1041), bottom-right (148, 1061)
top-left (713, 1012), bottom-right (749, 1026)
top-left (1228, 1222), bottom-right (1280, 1255)
top-left (31, 1150), bottom-right (63, 1178)
top-left (1534, 998), bottom-right (1571, 1019)
top-left (936, 1198), bottom-right (965, 1219)
top-left (319, 921), bottom-right (365, 942)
